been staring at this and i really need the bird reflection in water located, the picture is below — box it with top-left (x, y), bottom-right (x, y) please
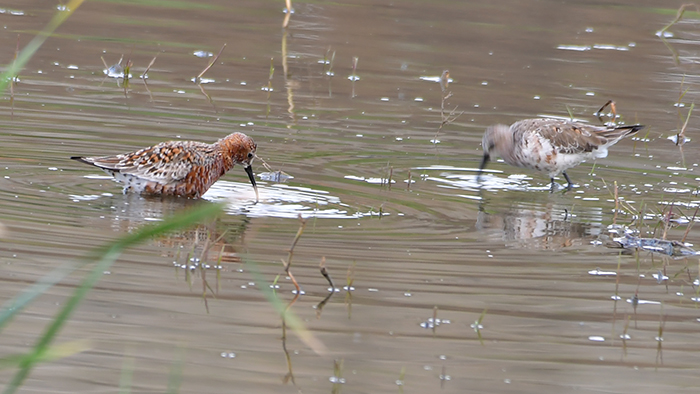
top-left (477, 200), bottom-right (598, 250)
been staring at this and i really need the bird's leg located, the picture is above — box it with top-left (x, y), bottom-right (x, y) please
top-left (550, 177), bottom-right (556, 193)
top-left (563, 172), bottom-right (574, 190)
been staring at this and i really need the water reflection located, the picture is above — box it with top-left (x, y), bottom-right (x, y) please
top-left (70, 190), bottom-right (205, 230)
top-left (419, 165), bottom-right (557, 193)
top-left (205, 180), bottom-right (371, 219)
top-left (477, 200), bottom-right (600, 250)
top-left (72, 178), bottom-right (369, 220)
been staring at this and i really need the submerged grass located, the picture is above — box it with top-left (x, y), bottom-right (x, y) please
top-left (0, 202), bottom-right (225, 394)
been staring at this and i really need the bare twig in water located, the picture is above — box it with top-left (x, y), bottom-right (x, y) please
top-left (406, 169), bottom-right (411, 191)
top-left (323, 47), bottom-right (336, 76)
top-left (677, 102), bottom-right (694, 146)
top-left (388, 166), bottom-right (393, 191)
top-left (350, 56), bottom-right (359, 98)
top-left (565, 104), bottom-right (575, 121)
top-left (661, 200), bottom-right (674, 240)
top-left (196, 43), bottom-right (226, 81)
top-left (331, 359), bottom-right (344, 394)
top-left (142, 74), bottom-right (154, 101)
top-left (681, 205), bottom-right (698, 243)
top-left (326, 49), bottom-right (336, 98)
top-left (595, 99), bottom-right (617, 125)
top-left (600, 178), bottom-right (637, 216)
top-left (473, 308), bottom-right (487, 345)
top-left (655, 311), bottom-right (666, 368)
top-left (281, 288), bottom-right (299, 385)
top-left (658, 3), bottom-right (700, 36)
top-left (142, 53), bottom-right (158, 77)
top-left (99, 54), bottom-right (124, 88)
top-left (612, 254), bottom-right (622, 324)
top-left (434, 70), bottom-right (464, 143)
top-left (397, 367), bottom-right (406, 394)
top-left (676, 74), bottom-right (690, 112)
top-left (346, 261), bottom-right (355, 289)
top-left (613, 181), bottom-right (619, 225)
top-left (319, 256), bottom-right (334, 289)
top-left (381, 161), bottom-right (389, 189)
top-left (282, 0), bottom-right (293, 28)
top-left (122, 55), bottom-right (133, 98)
top-left (316, 257), bottom-right (336, 318)
top-left (281, 214), bottom-right (307, 294)
top-left (285, 214), bottom-right (307, 272)
top-left (198, 232), bottom-right (213, 314)
top-left (621, 315), bottom-right (631, 357)
top-left (255, 154), bottom-right (277, 175)
top-left (657, 5), bottom-right (700, 64)
top-left (100, 55), bottom-right (110, 70)
top-left (281, 26), bottom-right (295, 124)
top-left (197, 82), bottom-right (217, 111)
top-left (281, 330), bottom-right (296, 385)
top-left (432, 306), bottom-right (438, 337)
top-left (344, 261), bottom-right (355, 319)
top-left (266, 57), bottom-right (275, 100)
top-left (674, 75), bottom-right (692, 158)
top-left (279, 215), bottom-right (308, 384)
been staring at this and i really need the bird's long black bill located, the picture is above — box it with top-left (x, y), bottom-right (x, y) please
top-left (477, 154), bottom-right (490, 182)
top-left (244, 165), bottom-right (259, 203)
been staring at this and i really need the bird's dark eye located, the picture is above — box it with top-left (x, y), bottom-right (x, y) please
top-left (248, 152), bottom-right (254, 159)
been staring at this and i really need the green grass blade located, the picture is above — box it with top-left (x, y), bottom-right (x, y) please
top-left (0, 0), bottom-right (85, 93)
top-left (0, 340), bottom-right (91, 370)
top-left (166, 347), bottom-right (186, 394)
top-left (3, 203), bottom-right (224, 394)
top-left (247, 260), bottom-right (327, 355)
top-left (0, 262), bottom-right (81, 332)
top-left (118, 356), bottom-right (134, 394)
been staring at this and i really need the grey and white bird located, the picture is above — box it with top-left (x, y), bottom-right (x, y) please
top-left (478, 118), bottom-right (644, 189)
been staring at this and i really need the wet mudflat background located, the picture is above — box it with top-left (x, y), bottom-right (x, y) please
top-left (1, 0), bottom-right (700, 392)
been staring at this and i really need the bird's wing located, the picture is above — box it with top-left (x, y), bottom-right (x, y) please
top-left (85, 142), bottom-right (210, 184)
top-left (528, 120), bottom-right (608, 154)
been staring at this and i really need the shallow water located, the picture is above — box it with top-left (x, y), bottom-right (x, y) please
top-left (2, 1), bottom-right (700, 393)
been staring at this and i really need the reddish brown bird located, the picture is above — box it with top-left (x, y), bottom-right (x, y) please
top-left (72, 132), bottom-right (258, 200)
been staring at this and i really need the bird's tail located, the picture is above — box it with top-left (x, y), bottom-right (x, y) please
top-left (70, 156), bottom-right (92, 165)
top-left (599, 124), bottom-right (645, 140)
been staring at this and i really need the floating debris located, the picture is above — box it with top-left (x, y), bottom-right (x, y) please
top-left (557, 45), bottom-right (591, 51)
top-left (420, 317), bottom-right (450, 329)
top-left (0, 9), bottom-right (25, 16)
top-left (104, 63), bottom-right (124, 78)
top-left (193, 50), bottom-right (213, 58)
top-left (259, 171), bottom-right (293, 183)
top-left (420, 75), bottom-right (454, 83)
top-left (667, 134), bottom-right (690, 145)
top-left (190, 77), bottom-right (215, 84)
top-left (600, 233), bottom-right (697, 257)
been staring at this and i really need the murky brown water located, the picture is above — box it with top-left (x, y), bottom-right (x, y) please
top-left (2, 0), bottom-right (700, 392)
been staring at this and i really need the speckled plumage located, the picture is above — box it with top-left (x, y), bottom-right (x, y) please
top-left (72, 132), bottom-right (258, 199)
top-left (479, 118), bottom-right (644, 188)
